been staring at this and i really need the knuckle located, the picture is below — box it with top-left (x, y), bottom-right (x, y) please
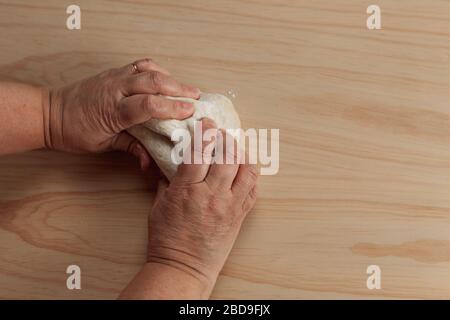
top-left (150, 71), bottom-right (165, 88)
top-left (143, 95), bottom-right (158, 113)
top-left (141, 95), bottom-right (151, 111)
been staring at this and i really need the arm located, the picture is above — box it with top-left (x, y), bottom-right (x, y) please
top-left (0, 82), bottom-right (47, 154)
top-left (119, 120), bottom-right (259, 299)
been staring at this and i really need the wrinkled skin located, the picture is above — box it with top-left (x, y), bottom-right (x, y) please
top-left (45, 58), bottom-right (200, 169)
top-left (147, 119), bottom-right (259, 291)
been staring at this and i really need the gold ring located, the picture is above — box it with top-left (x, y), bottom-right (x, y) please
top-left (131, 63), bottom-right (139, 73)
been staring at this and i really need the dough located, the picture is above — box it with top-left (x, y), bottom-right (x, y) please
top-left (127, 93), bottom-right (241, 180)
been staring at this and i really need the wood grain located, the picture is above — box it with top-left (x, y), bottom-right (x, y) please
top-left (1, 0), bottom-right (450, 299)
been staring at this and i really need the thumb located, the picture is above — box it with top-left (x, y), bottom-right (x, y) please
top-left (111, 132), bottom-right (152, 171)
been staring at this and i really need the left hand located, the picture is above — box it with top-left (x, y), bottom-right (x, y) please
top-left (44, 58), bottom-right (200, 169)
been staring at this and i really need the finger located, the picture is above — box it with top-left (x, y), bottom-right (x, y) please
top-left (111, 132), bottom-right (152, 171)
top-left (125, 71), bottom-right (200, 99)
top-left (122, 58), bottom-right (171, 76)
top-left (231, 163), bottom-right (259, 201)
top-left (118, 94), bottom-right (194, 129)
top-left (205, 129), bottom-right (240, 190)
top-left (172, 118), bottom-right (218, 185)
top-left (242, 184), bottom-right (258, 214)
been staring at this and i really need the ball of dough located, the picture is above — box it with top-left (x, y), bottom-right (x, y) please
top-left (127, 93), bottom-right (241, 180)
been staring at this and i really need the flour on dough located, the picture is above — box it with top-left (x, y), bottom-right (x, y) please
top-left (127, 93), bottom-right (241, 179)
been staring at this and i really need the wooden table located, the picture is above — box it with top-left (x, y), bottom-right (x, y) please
top-left (1, 0), bottom-right (450, 299)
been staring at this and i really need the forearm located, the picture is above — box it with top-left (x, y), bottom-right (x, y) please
top-left (0, 82), bottom-right (47, 155)
top-left (118, 262), bottom-right (214, 300)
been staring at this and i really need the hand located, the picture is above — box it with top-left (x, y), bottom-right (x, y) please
top-left (146, 118), bottom-right (259, 296)
top-left (44, 58), bottom-right (199, 169)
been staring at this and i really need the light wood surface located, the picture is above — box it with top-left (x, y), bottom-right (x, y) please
top-left (1, 0), bottom-right (450, 299)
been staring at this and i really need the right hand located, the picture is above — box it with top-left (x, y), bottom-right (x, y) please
top-left (146, 118), bottom-right (259, 294)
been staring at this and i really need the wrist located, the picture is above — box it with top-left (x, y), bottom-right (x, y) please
top-left (148, 261), bottom-right (214, 299)
top-left (147, 244), bottom-right (221, 289)
top-left (147, 252), bottom-right (218, 298)
top-left (43, 87), bottom-right (63, 151)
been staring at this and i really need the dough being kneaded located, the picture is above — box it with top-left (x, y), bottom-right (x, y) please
top-left (127, 93), bottom-right (241, 180)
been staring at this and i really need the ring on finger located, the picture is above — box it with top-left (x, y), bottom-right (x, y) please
top-left (131, 63), bottom-right (139, 74)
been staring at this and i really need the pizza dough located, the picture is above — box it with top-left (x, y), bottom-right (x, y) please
top-left (127, 93), bottom-right (241, 180)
